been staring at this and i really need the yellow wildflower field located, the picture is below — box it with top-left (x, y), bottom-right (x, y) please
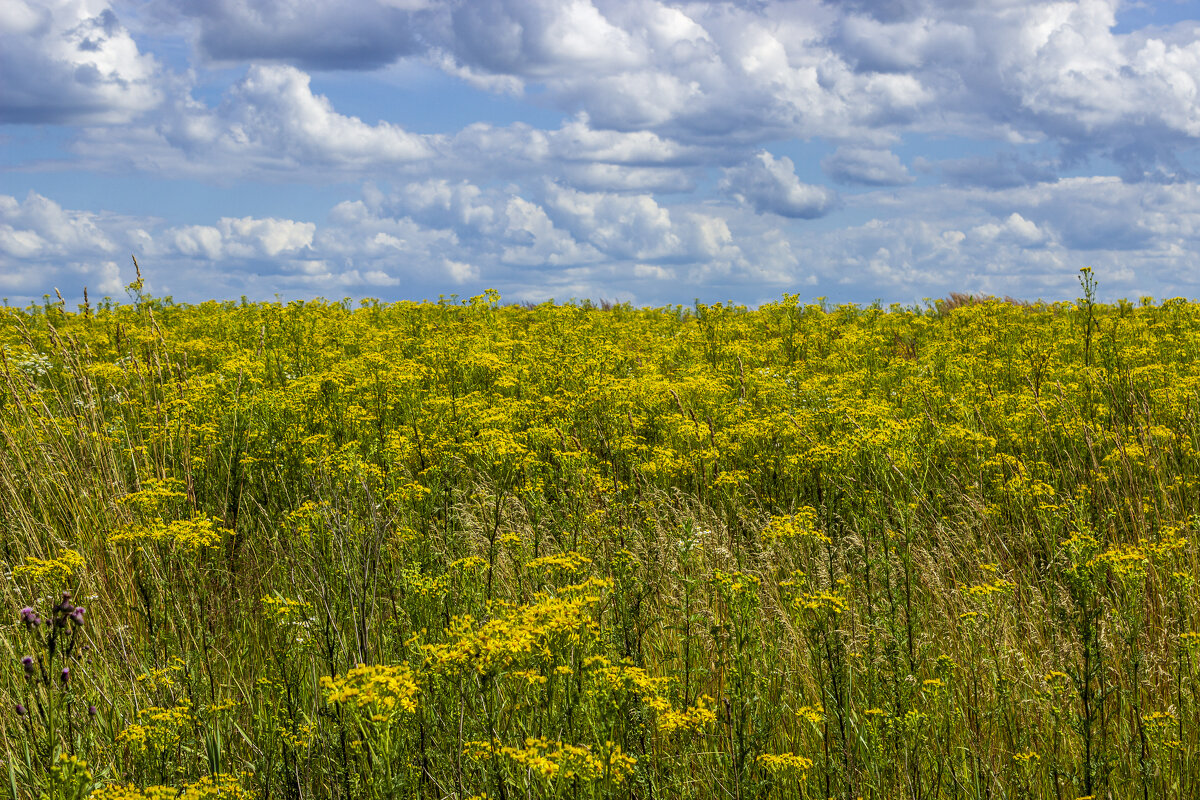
top-left (0, 281), bottom-right (1196, 798)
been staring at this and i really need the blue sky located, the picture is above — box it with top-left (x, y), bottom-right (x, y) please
top-left (3, 0), bottom-right (1200, 308)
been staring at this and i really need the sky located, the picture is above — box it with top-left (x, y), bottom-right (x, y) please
top-left (3, 0), bottom-right (1200, 308)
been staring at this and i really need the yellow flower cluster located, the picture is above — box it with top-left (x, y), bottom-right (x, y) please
top-left (1142, 710), bottom-right (1182, 752)
top-left (109, 514), bottom-right (230, 552)
top-left (464, 737), bottom-right (636, 783)
top-left (761, 508), bottom-right (827, 542)
top-left (525, 550), bottom-right (592, 576)
top-left (320, 663), bottom-right (420, 721)
top-left (424, 582), bottom-right (606, 676)
top-left (118, 479), bottom-right (187, 516)
top-left (796, 704), bottom-right (824, 725)
top-left (756, 752), bottom-right (814, 774)
top-left (260, 594), bottom-right (312, 621)
top-left (13, 548), bottom-right (85, 586)
top-left (42, 754), bottom-right (92, 799)
top-left (116, 702), bottom-right (193, 755)
top-left (136, 658), bottom-right (185, 692)
top-left (793, 590), bottom-right (847, 616)
top-left (399, 563), bottom-right (447, 599)
top-left (656, 694), bottom-right (717, 734)
top-left (960, 578), bottom-right (1017, 598)
top-left (713, 569), bottom-right (761, 600)
top-left (91, 774), bottom-right (248, 799)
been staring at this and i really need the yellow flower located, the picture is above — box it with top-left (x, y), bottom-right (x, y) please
top-left (321, 662), bottom-right (420, 720)
top-left (13, 548), bottom-right (85, 586)
top-left (757, 752), bottom-right (814, 774)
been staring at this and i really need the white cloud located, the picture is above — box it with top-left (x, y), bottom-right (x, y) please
top-left (444, 259), bottom-right (479, 284)
top-left (92, 0), bottom-right (1199, 179)
top-left (500, 195), bottom-right (602, 266)
top-left (633, 263), bottom-right (675, 280)
top-left (838, 13), bottom-right (975, 72)
top-left (449, 0), bottom-right (641, 78)
top-left (168, 225), bottom-right (224, 260)
top-left (11, 1), bottom-right (1200, 307)
top-left (822, 147), bottom-right (914, 185)
top-left (548, 114), bottom-right (700, 164)
top-left (557, 163), bottom-right (696, 193)
top-left (162, 216), bottom-right (314, 260)
top-left (970, 212), bottom-right (1048, 247)
top-left (542, 183), bottom-right (681, 259)
top-left (0, 0), bottom-right (161, 123)
top-left (0, 192), bottom-right (139, 299)
top-left (8, 176), bottom-right (1200, 308)
top-left (217, 217), bottom-right (316, 257)
top-left (175, 0), bottom-right (426, 70)
top-left (226, 66), bottom-right (432, 166)
top-left (72, 64), bottom-right (433, 178)
top-left (0, 192), bottom-right (117, 257)
top-left (389, 179), bottom-right (498, 231)
top-left (719, 152), bottom-right (838, 218)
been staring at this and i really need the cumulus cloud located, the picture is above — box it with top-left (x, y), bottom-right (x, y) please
top-left (0, 192), bottom-right (137, 298)
top-left (95, 0), bottom-right (1199, 177)
top-left (165, 217), bottom-right (315, 260)
top-left (219, 66), bottom-right (432, 166)
top-left (970, 212), bottom-right (1047, 247)
top-left (0, 192), bottom-right (117, 258)
top-left (11, 0), bottom-right (1200, 307)
top-left (175, 0), bottom-right (427, 70)
top-left (39, 1), bottom-right (1200, 190)
top-left (933, 152), bottom-right (1061, 189)
top-left (71, 64), bottom-right (433, 177)
top-left (837, 13), bottom-right (975, 72)
top-left (68, 78), bottom-right (712, 191)
top-left (719, 152), bottom-right (838, 218)
top-left (449, 0), bottom-right (641, 78)
top-left (10, 176), bottom-right (1200, 308)
top-left (542, 183), bottom-right (681, 259)
top-left (0, 0), bottom-right (161, 123)
top-left (822, 147), bottom-right (914, 185)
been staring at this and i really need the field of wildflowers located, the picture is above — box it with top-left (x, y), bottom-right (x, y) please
top-left (0, 270), bottom-right (1197, 799)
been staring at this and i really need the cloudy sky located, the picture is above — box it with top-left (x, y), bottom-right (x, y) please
top-left (3, 0), bottom-right (1200, 307)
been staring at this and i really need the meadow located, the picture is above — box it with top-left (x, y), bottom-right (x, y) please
top-left (0, 269), bottom-right (1196, 799)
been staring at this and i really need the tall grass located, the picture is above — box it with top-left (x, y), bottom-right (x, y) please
top-left (0, 275), bottom-right (1196, 799)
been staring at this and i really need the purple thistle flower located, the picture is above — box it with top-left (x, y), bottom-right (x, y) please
top-left (88, 704), bottom-right (97, 718)
top-left (59, 667), bottom-right (69, 686)
top-left (19, 607), bottom-right (40, 627)
top-left (70, 606), bottom-right (85, 624)
top-left (54, 592), bottom-right (74, 615)
top-left (21, 656), bottom-right (34, 676)
top-left (14, 704), bottom-right (25, 717)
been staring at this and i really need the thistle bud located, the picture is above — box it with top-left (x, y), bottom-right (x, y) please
top-left (21, 656), bottom-right (34, 676)
top-left (59, 667), bottom-right (70, 686)
top-left (14, 704), bottom-right (25, 717)
top-left (19, 607), bottom-right (40, 627)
